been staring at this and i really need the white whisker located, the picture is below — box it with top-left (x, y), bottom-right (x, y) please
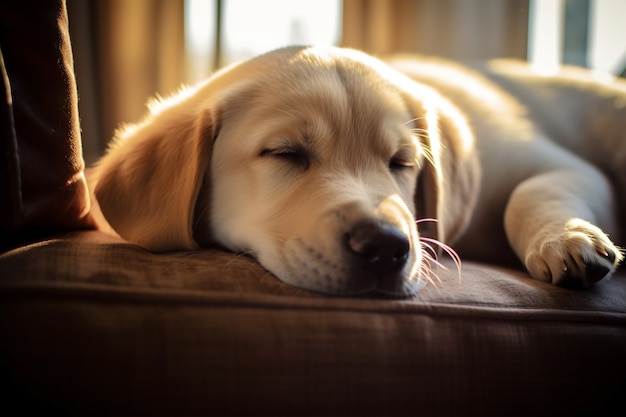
top-left (415, 218), bottom-right (462, 285)
top-left (401, 116), bottom-right (425, 128)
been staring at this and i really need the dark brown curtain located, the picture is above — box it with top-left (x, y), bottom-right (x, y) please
top-left (0, 0), bottom-right (94, 243)
top-left (342, 0), bottom-right (530, 61)
top-left (67, 0), bottom-right (185, 165)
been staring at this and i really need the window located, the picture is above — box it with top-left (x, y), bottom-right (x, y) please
top-left (185, 0), bottom-right (342, 84)
top-left (528, 0), bottom-right (626, 75)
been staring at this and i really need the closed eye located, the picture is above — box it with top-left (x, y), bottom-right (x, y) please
top-left (389, 157), bottom-right (416, 171)
top-left (261, 147), bottom-right (310, 170)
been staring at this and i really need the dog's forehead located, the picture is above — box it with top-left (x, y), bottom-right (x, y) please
top-left (253, 50), bottom-right (414, 137)
top-left (280, 49), bottom-right (405, 107)
top-left (216, 47), bottom-right (421, 164)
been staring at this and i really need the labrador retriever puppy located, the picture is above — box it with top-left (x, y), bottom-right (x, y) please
top-left (89, 46), bottom-right (625, 297)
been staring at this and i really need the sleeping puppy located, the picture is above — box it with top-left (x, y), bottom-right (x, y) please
top-left (89, 46), bottom-right (625, 297)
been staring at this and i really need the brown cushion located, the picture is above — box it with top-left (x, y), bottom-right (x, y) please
top-left (1, 231), bottom-right (625, 415)
top-left (0, 0), bottom-right (93, 249)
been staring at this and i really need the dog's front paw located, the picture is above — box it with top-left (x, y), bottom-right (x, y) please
top-left (524, 219), bottom-right (623, 288)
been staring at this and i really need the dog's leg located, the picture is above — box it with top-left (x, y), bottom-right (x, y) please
top-left (504, 162), bottom-right (623, 287)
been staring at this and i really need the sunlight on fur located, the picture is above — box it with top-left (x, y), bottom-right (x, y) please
top-left (90, 46), bottom-right (625, 297)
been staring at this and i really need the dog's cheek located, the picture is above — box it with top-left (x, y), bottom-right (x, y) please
top-left (211, 159), bottom-right (297, 254)
top-left (210, 169), bottom-right (258, 252)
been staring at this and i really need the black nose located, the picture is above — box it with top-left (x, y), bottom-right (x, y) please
top-left (346, 220), bottom-right (410, 274)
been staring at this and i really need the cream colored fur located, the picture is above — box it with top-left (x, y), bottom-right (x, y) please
top-left (89, 46), bottom-right (625, 296)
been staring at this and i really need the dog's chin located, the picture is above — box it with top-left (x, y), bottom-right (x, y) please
top-left (251, 237), bottom-right (425, 298)
top-left (270, 268), bottom-right (426, 299)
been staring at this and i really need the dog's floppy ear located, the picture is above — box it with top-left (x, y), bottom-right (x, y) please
top-left (93, 99), bottom-right (218, 252)
top-left (411, 94), bottom-right (480, 245)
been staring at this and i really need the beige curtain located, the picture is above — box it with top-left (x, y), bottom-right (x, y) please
top-left (342, 0), bottom-right (529, 61)
top-left (67, 0), bottom-right (185, 164)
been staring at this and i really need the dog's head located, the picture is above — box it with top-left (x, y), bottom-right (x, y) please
top-left (93, 46), bottom-right (479, 297)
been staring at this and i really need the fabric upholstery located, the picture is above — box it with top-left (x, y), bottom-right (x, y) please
top-left (1, 231), bottom-right (625, 416)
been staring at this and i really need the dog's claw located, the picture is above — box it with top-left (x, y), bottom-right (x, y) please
top-left (597, 245), bottom-right (618, 264)
top-left (596, 246), bottom-right (609, 257)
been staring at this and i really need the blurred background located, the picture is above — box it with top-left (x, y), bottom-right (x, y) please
top-left (65, 0), bottom-right (626, 164)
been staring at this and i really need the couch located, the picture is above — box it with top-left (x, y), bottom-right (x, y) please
top-left (2, 1), bottom-right (625, 415)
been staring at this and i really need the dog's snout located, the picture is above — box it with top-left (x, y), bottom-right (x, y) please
top-left (347, 220), bottom-right (410, 274)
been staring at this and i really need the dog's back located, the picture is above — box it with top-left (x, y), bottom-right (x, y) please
top-left (482, 60), bottom-right (626, 193)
